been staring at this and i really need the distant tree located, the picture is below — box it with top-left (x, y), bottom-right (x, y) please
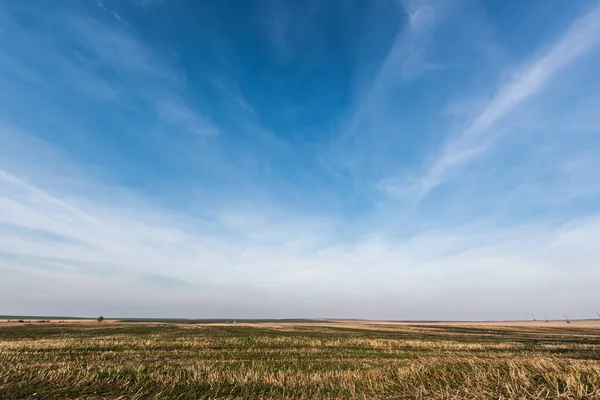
top-left (97, 316), bottom-right (104, 323)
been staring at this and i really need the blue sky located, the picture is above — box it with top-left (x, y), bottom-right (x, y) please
top-left (1, 0), bottom-right (600, 320)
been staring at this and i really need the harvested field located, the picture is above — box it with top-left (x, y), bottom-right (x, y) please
top-left (1, 321), bottom-right (599, 399)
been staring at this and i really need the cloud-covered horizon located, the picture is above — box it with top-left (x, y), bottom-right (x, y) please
top-left (1, 0), bottom-right (599, 320)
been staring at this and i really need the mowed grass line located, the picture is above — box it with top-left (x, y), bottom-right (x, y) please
top-left (1, 323), bottom-right (599, 399)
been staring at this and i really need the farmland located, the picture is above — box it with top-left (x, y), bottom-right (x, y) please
top-left (1, 320), bottom-right (599, 399)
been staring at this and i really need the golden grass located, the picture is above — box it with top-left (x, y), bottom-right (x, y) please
top-left (1, 322), bottom-right (599, 399)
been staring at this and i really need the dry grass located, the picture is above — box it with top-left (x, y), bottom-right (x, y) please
top-left (1, 322), bottom-right (599, 399)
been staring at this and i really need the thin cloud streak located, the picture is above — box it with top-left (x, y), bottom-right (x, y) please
top-left (213, 80), bottom-right (257, 116)
top-left (155, 99), bottom-right (219, 136)
top-left (337, 0), bottom-right (440, 144)
top-left (392, 2), bottom-right (600, 198)
top-left (0, 169), bottom-right (101, 226)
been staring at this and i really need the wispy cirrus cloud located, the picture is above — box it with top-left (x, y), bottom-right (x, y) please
top-left (155, 99), bottom-right (219, 136)
top-left (383, 2), bottom-right (600, 199)
top-left (2, 155), bottom-right (600, 319)
top-left (341, 0), bottom-right (439, 136)
top-left (65, 15), bottom-right (179, 83)
top-left (212, 79), bottom-right (257, 116)
top-left (322, 0), bottom-right (454, 183)
top-left (0, 4), bottom-right (215, 137)
top-left (401, 0), bottom-right (437, 35)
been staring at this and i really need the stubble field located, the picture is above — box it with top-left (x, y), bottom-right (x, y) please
top-left (1, 320), bottom-right (599, 399)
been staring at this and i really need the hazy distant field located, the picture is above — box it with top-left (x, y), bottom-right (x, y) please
top-left (1, 321), bottom-right (599, 399)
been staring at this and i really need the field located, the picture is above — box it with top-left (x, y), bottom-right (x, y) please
top-left (1, 320), bottom-right (600, 399)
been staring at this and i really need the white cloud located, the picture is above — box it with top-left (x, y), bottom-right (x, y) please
top-left (390, 2), bottom-right (600, 198)
top-left (2, 154), bottom-right (600, 319)
top-left (401, 0), bottom-right (438, 36)
top-left (0, 5), bottom-right (219, 138)
top-left (213, 80), bottom-right (257, 116)
top-left (112, 10), bottom-right (123, 22)
top-left (324, 0), bottom-right (451, 180)
top-left (66, 15), bottom-right (175, 81)
top-left (155, 99), bottom-right (218, 136)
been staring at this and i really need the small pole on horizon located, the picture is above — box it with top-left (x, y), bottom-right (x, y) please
top-left (532, 314), bottom-right (536, 322)
top-left (564, 314), bottom-right (570, 324)
top-left (543, 315), bottom-right (548, 323)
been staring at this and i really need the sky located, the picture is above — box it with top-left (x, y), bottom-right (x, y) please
top-left (1, 0), bottom-right (599, 320)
